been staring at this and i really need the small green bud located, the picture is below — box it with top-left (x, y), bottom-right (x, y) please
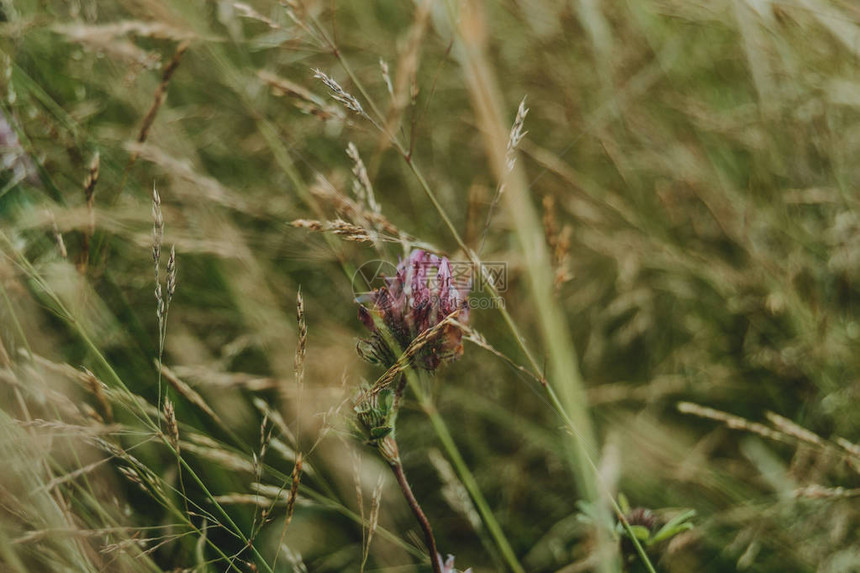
top-left (354, 387), bottom-right (395, 444)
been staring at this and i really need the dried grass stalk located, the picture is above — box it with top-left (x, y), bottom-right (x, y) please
top-left (273, 453), bottom-right (304, 571)
top-left (505, 97), bottom-right (529, 172)
top-left (295, 289), bottom-right (306, 387)
top-left (479, 96), bottom-right (528, 254)
top-left (362, 472), bottom-right (385, 570)
top-left (163, 398), bottom-right (179, 452)
top-left (836, 437), bottom-right (860, 459)
top-left (45, 210), bottom-right (67, 259)
top-left (53, 21), bottom-right (193, 42)
top-left (137, 41), bottom-right (190, 146)
top-left (152, 186), bottom-right (164, 324)
top-left (312, 69), bottom-right (364, 114)
top-left (84, 153), bottom-right (99, 224)
top-left (80, 152), bottom-right (99, 268)
top-left (166, 245), bottom-right (176, 308)
top-left (284, 453), bottom-right (303, 528)
top-left (179, 440), bottom-right (254, 473)
top-left (290, 218), bottom-right (377, 243)
top-left (346, 143), bottom-right (380, 214)
top-left (677, 402), bottom-right (791, 444)
top-left (383, 0), bottom-right (431, 136)
top-left (83, 368), bottom-right (113, 423)
top-left (252, 397), bottom-right (297, 447)
top-left (540, 194), bottom-right (572, 291)
top-left (379, 58), bottom-right (393, 96)
top-left (160, 363), bottom-right (225, 428)
top-left (259, 70), bottom-right (345, 121)
top-left (428, 449), bottom-right (481, 530)
top-left (233, 3), bottom-right (279, 28)
top-left (765, 412), bottom-right (826, 447)
top-left (309, 177), bottom-right (407, 238)
top-left (792, 485), bottom-right (860, 499)
top-left (461, 324), bottom-right (545, 385)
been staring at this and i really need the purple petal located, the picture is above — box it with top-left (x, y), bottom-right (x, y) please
top-left (358, 305), bottom-right (376, 331)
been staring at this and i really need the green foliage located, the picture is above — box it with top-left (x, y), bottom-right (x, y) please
top-left (0, 1), bottom-right (859, 572)
top-left (354, 386), bottom-right (395, 442)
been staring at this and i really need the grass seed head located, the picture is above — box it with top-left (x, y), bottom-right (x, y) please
top-left (163, 398), bottom-right (179, 451)
top-left (312, 68), bottom-right (364, 114)
top-left (505, 96), bottom-right (528, 172)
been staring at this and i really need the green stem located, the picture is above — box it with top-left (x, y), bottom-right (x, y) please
top-left (408, 371), bottom-right (526, 573)
top-left (283, 13), bottom-right (652, 573)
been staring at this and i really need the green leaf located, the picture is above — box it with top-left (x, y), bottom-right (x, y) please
top-left (370, 424), bottom-right (393, 439)
top-left (628, 525), bottom-right (652, 541)
top-left (650, 509), bottom-right (696, 544)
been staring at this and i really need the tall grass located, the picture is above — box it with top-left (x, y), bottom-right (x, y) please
top-left (1, 1), bottom-right (860, 572)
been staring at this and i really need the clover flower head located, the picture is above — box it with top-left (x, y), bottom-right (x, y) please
top-left (356, 249), bottom-right (471, 370)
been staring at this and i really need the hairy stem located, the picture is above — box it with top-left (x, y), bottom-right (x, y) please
top-left (409, 372), bottom-right (525, 573)
top-left (389, 457), bottom-right (442, 573)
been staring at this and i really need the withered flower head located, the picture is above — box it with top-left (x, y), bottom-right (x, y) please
top-left (626, 507), bottom-right (657, 531)
top-left (620, 506), bottom-right (660, 561)
top-left (356, 249), bottom-right (471, 370)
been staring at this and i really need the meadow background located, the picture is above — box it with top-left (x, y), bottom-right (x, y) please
top-left (1, 0), bottom-right (859, 571)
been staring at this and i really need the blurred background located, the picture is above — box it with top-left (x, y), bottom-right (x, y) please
top-left (0, 0), bottom-right (859, 571)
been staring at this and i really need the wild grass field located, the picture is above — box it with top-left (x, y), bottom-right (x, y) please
top-left (1, 0), bottom-right (859, 571)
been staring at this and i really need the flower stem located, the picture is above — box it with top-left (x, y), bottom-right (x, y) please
top-left (410, 374), bottom-right (525, 573)
top-left (389, 457), bottom-right (442, 573)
